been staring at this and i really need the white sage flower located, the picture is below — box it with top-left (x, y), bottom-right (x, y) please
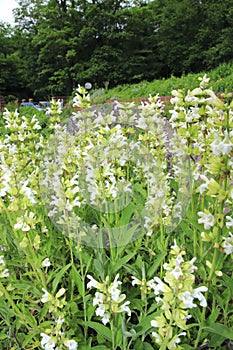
top-left (40, 333), bottom-right (56, 350)
top-left (198, 211), bottom-right (214, 230)
top-left (64, 339), bottom-right (78, 350)
top-left (222, 233), bottom-right (233, 255)
top-left (87, 274), bottom-right (131, 324)
top-left (42, 258), bottom-right (51, 268)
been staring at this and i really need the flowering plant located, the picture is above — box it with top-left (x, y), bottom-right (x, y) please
top-left (87, 273), bottom-right (131, 325)
top-left (0, 77), bottom-right (232, 350)
top-left (149, 240), bottom-right (208, 349)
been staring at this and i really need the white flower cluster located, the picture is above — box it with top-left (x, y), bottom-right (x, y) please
top-left (197, 211), bottom-right (215, 230)
top-left (222, 232), bottom-right (233, 255)
top-left (87, 274), bottom-right (131, 325)
top-left (14, 211), bottom-right (37, 232)
top-left (0, 109), bottom-right (44, 212)
top-left (169, 75), bottom-right (233, 266)
top-left (41, 96), bottom-right (189, 246)
top-left (73, 84), bottom-right (91, 109)
top-left (40, 332), bottom-right (78, 350)
top-left (41, 287), bottom-right (66, 312)
top-left (210, 131), bottom-right (232, 156)
top-left (40, 288), bottom-right (78, 350)
top-left (149, 241), bottom-right (208, 349)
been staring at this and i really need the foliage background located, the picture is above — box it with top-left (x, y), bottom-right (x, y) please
top-left (1, 0), bottom-right (233, 100)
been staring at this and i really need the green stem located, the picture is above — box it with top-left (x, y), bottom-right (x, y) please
top-left (67, 237), bottom-right (74, 300)
top-left (104, 201), bottom-right (116, 262)
top-left (188, 156), bottom-right (197, 258)
top-left (140, 263), bottom-right (148, 343)
top-left (110, 319), bottom-right (115, 350)
top-left (208, 244), bottom-right (219, 283)
top-left (79, 249), bottom-right (88, 340)
top-left (194, 321), bottom-right (204, 348)
top-left (0, 197), bottom-right (16, 231)
top-left (199, 194), bottom-right (205, 257)
top-left (160, 222), bottom-right (164, 249)
top-left (26, 232), bottom-right (47, 287)
top-left (194, 288), bottom-right (209, 348)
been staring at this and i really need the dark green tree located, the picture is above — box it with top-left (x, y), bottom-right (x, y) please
top-left (0, 22), bottom-right (28, 99)
top-left (118, 2), bottom-right (160, 84)
top-left (153, 0), bottom-right (203, 77)
top-left (195, 0), bottom-right (233, 69)
top-left (2, 0), bottom-right (233, 98)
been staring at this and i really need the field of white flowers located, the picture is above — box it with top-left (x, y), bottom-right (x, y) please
top-left (0, 76), bottom-right (232, 350)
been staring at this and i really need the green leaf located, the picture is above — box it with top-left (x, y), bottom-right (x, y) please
top-left (85, 321), bottom-right (112, 342)
top-left (203, 322), bottom-right (233, 340)
top-left (78, 345), bottom-right (91, 350)
top-left (130, 298), bottom-right (146, 313)
top-left (179, 220), bottom-right (195, 237)
top-left (208, 333), bottom-right (225, 348)
top-left (92, 258), bottom-right (105, 280)
top-left (96, 332), bottom-right (106, 344)
top-left (71, 265), bottom-right (84, 297)
top-left (38, 304), bottom-right (49, 323)
top-left (0, 299), bottom-right (15, 318)
top-left (0, 334), bottom-right (8, 340)
top-left (119, 203), bottom-right (136, 226)
top-left (182, 345), bottom-right (196, 350)
top-left (115, 317), bottom-right (123, 347)
top-left (143, 343), bottom-right (155, 350)
top-left (134, 313), bottom-right (159, 337)
top-left (133, 182), bottom-right (147, 197)
top-left (133, 338), bottom-right (144, 350)
top-left (11, 281), bottom-right (41, 296)
top-left (112, 224), bottom-right (140, 247)
top-left (111, 251), bottom-right (136, 274)
top-left (22, 330), bottom-right (39, 347)
top-left (78, 337), bottom-right (93, 349)
top-left (147, 301), bottom-right (159, 314)
top-left (52, 263), bottom-right (72, 293)
top-left (223, 273), bottom-right (233, 296)
top-left (208, 307), bottom-right (220, 324)
top-left (87, 303), bottom-right (96, 321)
top-left (135, 254), bottom-right (143, 271)
top-left (21, 307), bottom-right (37, 328)
top-left (147, 251), bottom-right (166, 279)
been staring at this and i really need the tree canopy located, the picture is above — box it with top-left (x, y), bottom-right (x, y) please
top-left (1, 0), bottom-right (233, 100)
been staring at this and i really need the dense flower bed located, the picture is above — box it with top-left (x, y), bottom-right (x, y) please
top-left (0, 76), bottom-right (232, 349)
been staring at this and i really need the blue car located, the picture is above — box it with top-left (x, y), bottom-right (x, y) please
top-left (39, 101), bottom-right (51, 108)
top-left (20, 102), bottom-right (43, 111)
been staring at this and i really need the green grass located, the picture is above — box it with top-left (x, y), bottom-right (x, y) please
top-left (90, 61), bottom-right (233, 103)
